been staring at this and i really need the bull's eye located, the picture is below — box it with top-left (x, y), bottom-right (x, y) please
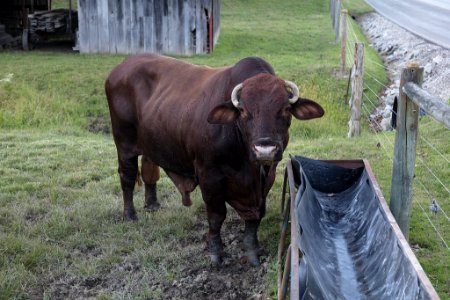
top-left (279, 107), bottom-right (291, 118)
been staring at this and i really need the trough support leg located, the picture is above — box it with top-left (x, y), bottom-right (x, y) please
top-left (118, 155), bottom-right (138, 221)
top-left (244, 219), bottom-right (261, 267)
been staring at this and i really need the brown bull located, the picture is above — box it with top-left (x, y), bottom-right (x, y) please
top-left (105, 54), bottom-right (324, 266)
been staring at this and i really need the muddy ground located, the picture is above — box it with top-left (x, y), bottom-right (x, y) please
top-left (46, 208), bottom-right (273, 300)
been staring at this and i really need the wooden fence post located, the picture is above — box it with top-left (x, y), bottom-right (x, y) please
top-left (334, 0), bottom-right (341, 42)
top-left (390, 63), bottom-right (423, 240)
top-left (348, 43), bottom-right (364, 137)
top-left (340, 9), bottom-right (348, 73)
top-left (330, 0), bottom-right (335, 27)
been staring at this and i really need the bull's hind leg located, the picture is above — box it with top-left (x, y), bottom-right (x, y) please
top-left (118, 152), bottom-right (139, 221)
top-left (141, 156), bottom-right (161, 211)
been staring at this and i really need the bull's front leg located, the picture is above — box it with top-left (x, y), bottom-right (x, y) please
top-left (205, 202), bottom-right (227, 266)
top-left (243, 219), bottom-right (261, 267)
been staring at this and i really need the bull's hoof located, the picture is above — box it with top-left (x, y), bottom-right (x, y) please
top-left (182, 196), bottom-right (192, 207)
top-left (144, 201), bottom-right (161, 212)
top-left (123, 213), bottom-right (138, 222)
top-left (245, 251), bottom-right (260, 267)
top-left (209, 254), bottom-right (222, 266)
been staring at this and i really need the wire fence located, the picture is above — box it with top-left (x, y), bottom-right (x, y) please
top-left (343, 13), bottom-right (450, 253)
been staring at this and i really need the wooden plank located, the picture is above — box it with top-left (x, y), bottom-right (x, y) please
top-left (348, 43), bottom-right (364, 137)
top-left (115, 0), bottom-right (126, 53)
top-left (77, 0), bottom-right (89, 53)
top-left (166, 0), bottom-right (175, 53)
top-left (179, 0), bottom-right (189, 55)
top-left (143, 0), bottom-right (154, 53)
top-left (178, 0), bottom-right (185, 54)
top-left (188, 0), bottom-right (196, 54)
top-left (130, 0), bottom-right (138, 54)
top-left (213, 0), bottom-right (220, 45)
top-left (403, 82), bottom-right (450, 129)
top-left (154, 1), bottom-right (163, 52)
top-left (136, 0), bottom-right (144, 53)
top-left (195, 0), bottom-right (205, 54)
top-left (107, 0), bottom-right (117, 53)
top-left (88, 0), bottom-right (99, 53)
top-left (98, 0), bottom-right (109, 53)
top-left (286, 160), bottom-right (300, 300)
top-left (124, 0), bottom-right (131, 54)
top-left (390, 63), bottom-right (423, 240)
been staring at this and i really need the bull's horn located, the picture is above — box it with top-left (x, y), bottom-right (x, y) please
top-left (231, 83), bottom-right (243, 108)
top-left (285, 80), bottom-right (299, 104)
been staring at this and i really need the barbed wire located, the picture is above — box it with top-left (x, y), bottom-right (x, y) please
top-left (416, 179), bottom-right (450, 222)
top-left (419, 136), bottom-right (450, 164)
top-left (415, 200), bottom-right (450, 252)
top-left (343, 5), bottom-right (449, 254)
top-left (364, 71), bottom-right (391, 90)
top-left (416, 155), bottom-right (450, 195)
top-left (362, 101), bottom-right (450, 251)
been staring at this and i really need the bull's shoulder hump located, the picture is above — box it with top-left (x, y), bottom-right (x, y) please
top-left (230, 57), bottom-right (275, 84)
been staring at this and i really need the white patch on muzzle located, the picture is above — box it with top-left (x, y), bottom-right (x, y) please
top-left (254, 145), bottom-right (277, 160)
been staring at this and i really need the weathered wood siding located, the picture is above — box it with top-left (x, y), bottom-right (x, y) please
top-left (77, 0), bottom-right (220, 55)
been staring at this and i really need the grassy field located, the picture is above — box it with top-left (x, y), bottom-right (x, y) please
top-left (0, 0), bottom-right (448, 298)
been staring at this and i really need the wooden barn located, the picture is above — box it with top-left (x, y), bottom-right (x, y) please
top-left (77, 0), bottom-right (221, 55)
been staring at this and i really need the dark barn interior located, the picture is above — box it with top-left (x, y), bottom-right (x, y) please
top-left (0, 0), bottom-right (77, 50)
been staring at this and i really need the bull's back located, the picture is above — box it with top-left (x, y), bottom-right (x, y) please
top-left (105, 54), bottom-right (231, 173)
top-left (106, 54), bottom-right (227, 124)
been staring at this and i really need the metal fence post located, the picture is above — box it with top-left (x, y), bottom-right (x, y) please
top-left (348, 42), bottom-right (364, 137)
top-left (390, 63), bottom-right (423, 240)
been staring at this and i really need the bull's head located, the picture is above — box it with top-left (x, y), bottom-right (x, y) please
top-left (207, 73), bottom-right (324, 165)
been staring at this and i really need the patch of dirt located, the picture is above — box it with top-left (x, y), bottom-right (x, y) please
top-left (162, 214), bottom-right (270, 300)
top-left (87, 116), bottom-right (111, 134)
top-left (47, 211), bottom-right (272, 299)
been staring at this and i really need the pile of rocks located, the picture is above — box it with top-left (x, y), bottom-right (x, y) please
top-left (357, 12), bottom-right (450, 131)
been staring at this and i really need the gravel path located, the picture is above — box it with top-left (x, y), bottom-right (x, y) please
top-left (357, 12), bottom-right (450, 130)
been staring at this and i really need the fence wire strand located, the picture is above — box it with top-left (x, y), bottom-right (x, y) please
top-left (419, 136), bottom-right (450, 164)
top-left (342, 2), bottom-right (449, 256)
top-left (416, 155), bottom-right (450, 196)
top-left (415, 200), bottom-right (450, 252)
top-left (416, 179), bottom-right (450, 222)
top-left (362, 102), bottom-right (449, 252)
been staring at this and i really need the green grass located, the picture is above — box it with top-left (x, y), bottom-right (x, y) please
top-left (0, 0), bottom-right (448, 298)
top-left (343, 0), bottom-right (374, 15)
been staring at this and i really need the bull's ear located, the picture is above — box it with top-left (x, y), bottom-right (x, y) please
top-left (290, 98), bottom-right (325, 120)
top-left (207, 102), bottom-right (239, 124)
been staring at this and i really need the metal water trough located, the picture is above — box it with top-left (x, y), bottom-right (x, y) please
top-left (277, 156), bottom-right (439, 300)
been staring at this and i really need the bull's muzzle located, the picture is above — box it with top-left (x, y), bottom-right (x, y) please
top-left (252, 138), bottom-right (281, 165)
